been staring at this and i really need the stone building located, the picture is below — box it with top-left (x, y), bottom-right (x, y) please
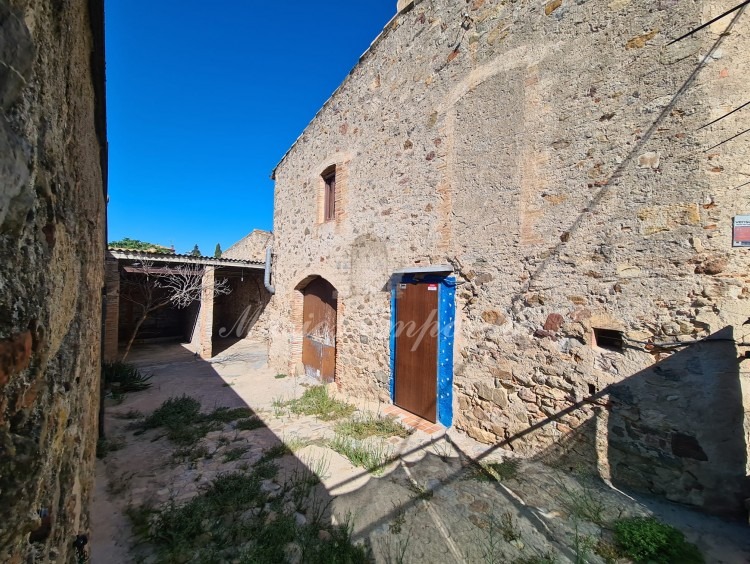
top-left (104, 250), bottom-right (269, 360)
top-left (267, 0), bottom-right (750, 516)
top-left (0, 0), bottom-right (107, 560)
top-left (223, 228), bottom-right (273, 262)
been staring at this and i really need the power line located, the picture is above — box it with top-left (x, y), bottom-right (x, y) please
top-left (698, 99), bottom-right (750, 129)
top-left (704, 126), bottom-right (750, 151)
top-left (668, 0), bottom-right (750, 45)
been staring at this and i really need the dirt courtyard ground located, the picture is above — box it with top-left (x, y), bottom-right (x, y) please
top-left (91, 341), bottom-right (750, 563)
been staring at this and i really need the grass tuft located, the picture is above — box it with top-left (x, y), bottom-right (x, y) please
top-left (334, 413), bottom-right (411, 440)
top-left (329, 433), bottom-right (393, 475)
top-left (467, 459), bottom-right (520, 482)
top-left (236, 417), bottom-right (266, 431)
top-left (127, 465), bottom-right (368, 563)
top-left (140, 396), bottom-right (258, 447)
top-left (223, 445), bottom-right (250, 462)
top-left (287, 386), bottom-right (355, 421)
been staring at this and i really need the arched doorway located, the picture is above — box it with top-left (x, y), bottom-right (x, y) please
top-left (301, 277), bottom-right (337, 382)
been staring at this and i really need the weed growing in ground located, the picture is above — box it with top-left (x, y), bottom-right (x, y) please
top-left (96, 436), bottom-right (125, 459)
top-left (488, 459), bottom-right (520, 480)
top-left (613, 516), bottom-right (703, 563)
top-left (287, 386), bottom-right (355, 421)
top-left (223, 445), bottom-right (250, 462)
top-left (514, 551), bottom-right (557, 564)
top-left (275, 373), bottom-right (287, 379)
top-left (140, 396), bottom-right (256, 447)
top-left (271, 395), bottom-right (287, 417)
top-left (114, 409), bottom-right (143, 420)
top-left (471, 512), bottom-right (506, 563)
top-left (379, 524), bottom-right (412, 564)
top-left (388, 502), bottom-right (406, 535)
top-left (107, 471), bottom-right (134, 496)
top-left (236, 417), bottom-right (266, 431)
top-left (466, 459), bottom-right (520, 482)
top-left (257, 443), bottom-right (292, 465)
top-left (329, 434), bottom-right (393, 475)
top-left (572, 521), bottom-right (596, 564)
top-left (431, 439), bottom-right (454, 461)
top-left (127, 465), bottom-right (369, 563)
top-left (555, 475), bottom-right (606, 525)
top-left (173, 443), bottom-right (209, 463)
top-left (143, 395), bottom-right (201, 429)
top-left (283, 434), bottom-right (312, 452)
top-left (207, 406), bottom-right (254, 422)
top-left (498, 512), bottom-right (521, 542)
top-left (335, 413), bottom-right (411, 440)
top-left (407, 480), bottom-right (434, 501)
top-left (287, 456), bottom-right (329, 506)
top-left (593, 539), bottom-right (621, 563)
top-left (103, 361), bottom-right (153, 393)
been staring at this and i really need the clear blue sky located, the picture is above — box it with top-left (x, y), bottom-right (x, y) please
top-left (105, 1), bottom-right (395, 255)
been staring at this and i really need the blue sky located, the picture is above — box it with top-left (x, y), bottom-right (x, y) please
top-left (106, 1), bottom-right (395, 255)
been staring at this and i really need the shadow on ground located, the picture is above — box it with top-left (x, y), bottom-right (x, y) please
top-left (91, 340), bottom-right (750, 564)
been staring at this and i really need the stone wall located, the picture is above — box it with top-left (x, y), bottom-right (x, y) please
top-left (269, 0), bottom-right (750, 515)
top-left (212, 269), bottom-right (271, 343)
top-left (0, 0), bottom-right (106, 560)
top-left (223, 229), bottom-right (273, 262)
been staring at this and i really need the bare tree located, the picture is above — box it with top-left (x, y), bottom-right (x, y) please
top-left (119, 261), bottom-right (231, 359)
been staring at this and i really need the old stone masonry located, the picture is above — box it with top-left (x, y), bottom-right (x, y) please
top-left (266, 0), bottom-right (750, 519)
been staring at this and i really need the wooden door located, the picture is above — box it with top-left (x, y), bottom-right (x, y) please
top-left (394, 281), bottom-right (438, 422)
top-left (302, 278), bottom-right (337, 382)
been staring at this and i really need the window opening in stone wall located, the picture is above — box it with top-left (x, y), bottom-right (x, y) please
top-left (592, 328), bottom-right (624, 351)
top-left (322, 165), bottom-right (336, 222)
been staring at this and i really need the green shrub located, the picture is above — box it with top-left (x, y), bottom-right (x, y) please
top-left (103, 361), bottom-right (152, 392)
top-left (614, 517), bottom-right (703, 564)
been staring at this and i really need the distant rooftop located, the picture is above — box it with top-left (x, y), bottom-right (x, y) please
top-left (108, 248), bottom-right (264, 268)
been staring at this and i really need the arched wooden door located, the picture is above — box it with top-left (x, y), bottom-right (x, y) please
top-left (301, 277), bottom-right (337, 382)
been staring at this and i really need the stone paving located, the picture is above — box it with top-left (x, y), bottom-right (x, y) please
top-left (91, 341), bottom-right (750, 563)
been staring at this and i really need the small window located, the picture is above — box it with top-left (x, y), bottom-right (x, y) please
top-left (592, 328), bottom-right (624, 351)
top-left (322, 166), bottom-right (336, 222)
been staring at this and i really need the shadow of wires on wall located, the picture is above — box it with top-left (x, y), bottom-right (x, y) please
top-left (533, 326), bottom-right (749, 519)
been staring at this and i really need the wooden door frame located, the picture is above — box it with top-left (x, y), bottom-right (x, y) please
top-left (292, 275), bottom-right (339, 382)
top-left (389, 274), bottom-right (456, 427)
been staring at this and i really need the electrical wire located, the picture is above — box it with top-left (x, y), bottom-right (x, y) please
top-left (667, 0), bottom-right (750, 45)
top-left (704, 126), bottom-right (750, 151)
top-left (698, 100), bottom-right (750, 130)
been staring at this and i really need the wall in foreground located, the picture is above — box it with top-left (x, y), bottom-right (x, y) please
top-left (269, 0), bottom-right (750, 515)
top-left (0, 0), bottom-right (106, 560)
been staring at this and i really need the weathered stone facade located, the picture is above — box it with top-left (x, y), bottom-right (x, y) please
top-left (223, 229), bottom-right (273, 262)
top-left (0, 0), bottom-right (107, 560)
top-left (269, 0), bottom-right (750, 516)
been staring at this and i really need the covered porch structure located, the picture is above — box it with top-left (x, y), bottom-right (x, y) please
top-left (104, 250), bottom-right (267, 360)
